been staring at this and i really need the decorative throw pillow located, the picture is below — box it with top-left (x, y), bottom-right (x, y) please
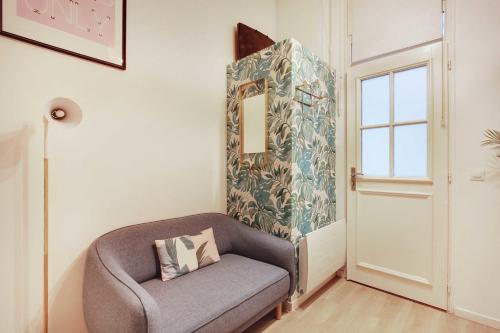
top-left (155, 235), bottom-right (199, 281)
top-left (191, 228), bottom-right (221, 268)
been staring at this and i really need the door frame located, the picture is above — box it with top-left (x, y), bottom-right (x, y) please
top-left (342, 0), bottom-right (455, 311)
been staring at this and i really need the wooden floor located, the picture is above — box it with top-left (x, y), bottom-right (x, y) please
top-left (245, 278), bottom-right (499, 333)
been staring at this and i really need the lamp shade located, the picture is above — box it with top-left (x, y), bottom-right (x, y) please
top-left (45, 97), bottom-right (82, 128)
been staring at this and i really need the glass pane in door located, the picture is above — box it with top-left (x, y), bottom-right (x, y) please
top-left (362, 127), bottom-right (390, 176)
top-left (394, 66), bottom-right (428, 122)
top-left (394, 124), bottom-right (428, 177)
top-left (361, 75), bottom-right (390, 126)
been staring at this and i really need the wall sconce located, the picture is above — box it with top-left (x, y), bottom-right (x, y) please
top-left (43, 97), bottom-right (82, 333)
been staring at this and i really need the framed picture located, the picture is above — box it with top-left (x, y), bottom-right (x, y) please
top-left (0, 0), bottom-right (126, 69)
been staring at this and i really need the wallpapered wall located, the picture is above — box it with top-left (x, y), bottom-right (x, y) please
top-left (226, 39), bottom-right (336, 245)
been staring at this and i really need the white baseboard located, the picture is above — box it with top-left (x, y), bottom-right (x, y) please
top-left (454, 307), bottom-right (500, 330)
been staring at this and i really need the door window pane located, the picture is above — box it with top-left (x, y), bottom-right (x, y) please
top-left (362, 127), bottom-right (390, 176)
top-left (394, 66), bottom-right (427, 122)
top-left (361, 75), bottom-right (390, 126)
top-left (394, 124), bottom-right (427, 177)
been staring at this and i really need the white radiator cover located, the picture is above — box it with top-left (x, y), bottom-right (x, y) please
top-left (298, 219), bottom-right (346, 295)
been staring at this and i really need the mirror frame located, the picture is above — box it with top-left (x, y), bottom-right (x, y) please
top-left (238, 78), bottom-right (269, 165)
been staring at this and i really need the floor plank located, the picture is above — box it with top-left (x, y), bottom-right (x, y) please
top-left (245, 278), bottom-right (499, 333)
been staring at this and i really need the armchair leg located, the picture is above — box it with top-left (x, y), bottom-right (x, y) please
top-left (275, 303), bottom-right (282, 320)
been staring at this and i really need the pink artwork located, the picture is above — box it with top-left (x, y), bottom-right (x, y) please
top-left (17, 0), bottom-right (116, 47)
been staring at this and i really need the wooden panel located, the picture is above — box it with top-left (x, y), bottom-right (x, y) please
top-left (356, 189), bottom-right (433, 285)
top-left (235, 23), bottom-right (274, 60)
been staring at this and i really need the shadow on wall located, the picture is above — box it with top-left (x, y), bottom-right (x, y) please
top-left (486, 156), bottom-right (500, 187)
top-left (49, 249), bottom-right (88, 332)
top-left (0, 125), bottom-right (37, 333)
top-left (482, 130), bottom-right (500, 186)
top-left (0, 125), bottom-right (33, 181)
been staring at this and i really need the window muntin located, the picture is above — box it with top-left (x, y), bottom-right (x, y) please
top-left (361, 64), bottom-right (429, 178)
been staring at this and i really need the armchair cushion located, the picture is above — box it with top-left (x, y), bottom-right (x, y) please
top-left (228, 221), bottom-right (296, 296)
top-left (140, 254), bottom-right (289, 333)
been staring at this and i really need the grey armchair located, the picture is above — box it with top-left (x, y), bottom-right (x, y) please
top-left (83, 213), bottom-right (296, 333)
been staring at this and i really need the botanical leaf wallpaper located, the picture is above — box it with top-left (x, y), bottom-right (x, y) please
top-left (226, 39), bottom-right (336, 246)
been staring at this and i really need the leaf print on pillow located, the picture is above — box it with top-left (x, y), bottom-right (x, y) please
top-left (196, 241), bottom-right (209, 266)
top-left (164, 238), bottom-right (179, 270)
top-left (179, 236), bottom-right (195, 250)
top-left (155, 235), bottom-right (199, 281)
top-left (191, 228), bottom-right (220, 268)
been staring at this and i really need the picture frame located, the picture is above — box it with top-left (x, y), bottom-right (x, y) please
top-left (0, 0), bottom-right (126, 70)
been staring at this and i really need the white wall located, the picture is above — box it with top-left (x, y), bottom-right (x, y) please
top-left (277, 0), bottom-right (332, 63)
top-left (452, 0), bottom-right (500, 328)
top-left (349, 0), bottom-right (442, 63)
top-left (0, 1), bottom-right (277, 332)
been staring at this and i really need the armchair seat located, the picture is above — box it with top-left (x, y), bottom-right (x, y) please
top-left (141, 254), bottom-right (290, 333)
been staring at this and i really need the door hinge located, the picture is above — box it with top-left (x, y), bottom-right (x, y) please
top-left (447, 60), bottom-right (452, 71)
top-left (348, 34), bottom-right (353, 64)
top-left (442, 0), bottom-right (447, 13)
top-left (447, 285), bottom-right (452, 295)
top-left (448, 174), bottom-right (453, 184)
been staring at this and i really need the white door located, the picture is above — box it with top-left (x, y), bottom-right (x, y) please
top-left (346, 43), bottom-right (448, 309)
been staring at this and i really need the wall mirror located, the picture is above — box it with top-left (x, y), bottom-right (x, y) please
top-left (239, 78), bottom-right (268, 160)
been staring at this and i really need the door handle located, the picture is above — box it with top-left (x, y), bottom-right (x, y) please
top-left (351, 167), bottom-right (364, 191)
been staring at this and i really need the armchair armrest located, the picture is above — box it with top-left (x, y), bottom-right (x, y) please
top-left (229, 222), bottom-right (296, 296)
top-left (83, 240), bottom-right (161, 333)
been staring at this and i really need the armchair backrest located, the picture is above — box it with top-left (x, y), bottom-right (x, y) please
top-left (95, 213), bottom-right (237, 283)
